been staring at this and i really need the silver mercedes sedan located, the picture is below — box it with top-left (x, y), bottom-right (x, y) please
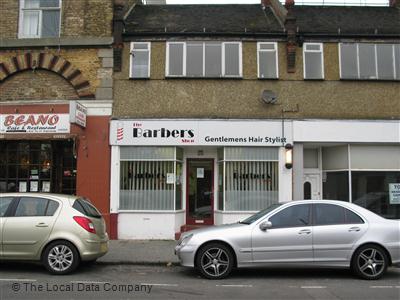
top-left (175, 200), bottom-right (400, 280)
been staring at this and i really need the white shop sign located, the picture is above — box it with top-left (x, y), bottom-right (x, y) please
top-left (0, 114), bottom-right (70, 134)
top-left (389, 183), bottom-right (400, 205)
top-left (110, 120), bottom-right (292, 146)
top-left (69, 101), bottom-right (87, 128)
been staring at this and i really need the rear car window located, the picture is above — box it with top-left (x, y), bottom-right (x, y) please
top-left (0, 197), bottom-right (13, 217)
top-left (15, 197), bottom-right (59, 217)
top-left (72, 198), bottom-right (101, 218)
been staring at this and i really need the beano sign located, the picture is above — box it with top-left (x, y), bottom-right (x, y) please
top-left (0, 114), bottom-right (70, 134)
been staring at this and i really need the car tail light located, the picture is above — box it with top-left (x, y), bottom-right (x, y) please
top-left (73, 216), bottom-right (96, 234)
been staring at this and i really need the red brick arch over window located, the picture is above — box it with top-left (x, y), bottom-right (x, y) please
top-left (0, 53), bottom-right (94, 99)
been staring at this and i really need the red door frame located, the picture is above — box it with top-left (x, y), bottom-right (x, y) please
top-left (185, 158), bottom-right (214, 225)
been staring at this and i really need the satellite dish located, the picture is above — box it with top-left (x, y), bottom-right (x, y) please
top-left (261, 90), bottom-right (278, 104)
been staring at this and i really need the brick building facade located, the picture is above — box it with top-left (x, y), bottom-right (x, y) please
top-left (0, 0), bottom-right (115, 234)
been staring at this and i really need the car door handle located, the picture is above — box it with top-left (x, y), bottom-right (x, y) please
top-left (36, 222), bottom-right (49, 227)
top-left (298, 229), bottom-right (311, 234)
top-left (348, 227), bottom-right (361, 232)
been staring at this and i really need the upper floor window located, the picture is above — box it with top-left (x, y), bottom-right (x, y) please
top-left (19, 0), bottom-right (61, 38)
top-left (303, 43), bottom-right (324, 80)
top-left (257, 42), bottom-right (278, 79)
top-left (166, 41), bottom-right (242, 78)
top-left (130, 42), bottom-right (151, 78)
top-left (340, 43), bottom-right (400, 81)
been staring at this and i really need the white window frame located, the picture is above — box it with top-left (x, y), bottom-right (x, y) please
top-left (18, 0), bottom-right (62, 39)
top-left (339, 43), bottom-right (399, 81)
top-left (257, 42), bottom-right (279, 79)
top-left (129, 42), bottom-right (151, 79)
top-left (303, 42), bottom-right (325, 80)
top-left (165, 41), bottom-right (242, 78)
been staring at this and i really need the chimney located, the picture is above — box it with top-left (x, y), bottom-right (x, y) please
top-left (389, 0), bottom-right (399, 7)
top-left (261, 0), bottom-right (287, 26)
top-left (285, 0), bottom-right (295, 8)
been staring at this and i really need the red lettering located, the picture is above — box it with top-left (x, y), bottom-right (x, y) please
top-left (37, 115), bottom-right (49, 125)
top-left (4, 115), bottom-right (14, 126)
top-left (26, 115), bottom-right (36, 126)
top-left (15, 115), bottom-right (25, 126)
top-left (48, 115), bottom-right (59, 125)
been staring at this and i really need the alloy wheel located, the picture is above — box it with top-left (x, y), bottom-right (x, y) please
top-left (357, 248), bottom-right (385, 278)
top-left (200, 247), bottom-right (230, 278)
top-left (47, 245), bottom-right (74, 272)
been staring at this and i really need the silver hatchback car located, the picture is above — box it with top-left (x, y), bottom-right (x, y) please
top-left (0, 193), bottom-right (109, 274)
top-left (175, 200), bottom-right (400, 280)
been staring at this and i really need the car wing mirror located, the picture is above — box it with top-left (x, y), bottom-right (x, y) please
top-left (259, 221), bottom-right (272, 231)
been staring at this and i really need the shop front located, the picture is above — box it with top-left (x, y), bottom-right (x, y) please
top-left (109, 120), bottom-right (293, 239)
top-left (0, 101), bottom-right (112, 230)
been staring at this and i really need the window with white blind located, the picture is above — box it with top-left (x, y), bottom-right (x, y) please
top-left (166, 41), bottom-right (242, 78)
top-left (340, 43), bottom-right (400, 80)
top-left (218, 147), bottom-right (279, 211)
top-left (119, 147), bottom-right (183, 211)
top-left (303, 43), bottom-right (324, 79)
top-left (19, 0), bottom-right (61, 38)
top-left (130, 42), bottom-right (151, 78)
top-left (257, 42), bottom-right (278, 79)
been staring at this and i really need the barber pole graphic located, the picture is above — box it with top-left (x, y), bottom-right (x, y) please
top-left (117, 124), bottom-right (124, 141)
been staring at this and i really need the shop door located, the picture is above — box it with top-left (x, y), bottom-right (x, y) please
top-left (303, 173), bottom-right (321, 200)
top-left (186, 159), bottom-right (214, 225)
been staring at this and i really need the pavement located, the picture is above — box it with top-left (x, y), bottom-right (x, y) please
top-left (97, 240), bottom-right (179, 265)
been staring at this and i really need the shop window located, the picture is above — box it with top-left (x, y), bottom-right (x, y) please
top-left (340, 43), bottom-right (400, 80)
top-left (352, 171), bottom-right (400, 219)
top-left (218, 147), bottom-right (279, 211)
top-left (166, 41), bottom-right (242, 78)
top-left (303, 43), bottom-right (324, 80)
top-left (322, 171), bottom-right (349, 202)
top-left (119, 147), bottom-right (182, 211)
top-left (130, 42), bottom-right (151, 78)
top-left (19, 0), bottom-right (61, 39)
top-left (257, 42), bottom-right (278, 79)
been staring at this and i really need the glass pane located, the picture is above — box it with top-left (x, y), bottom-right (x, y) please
top-left (224, 147), bottom-right (278, 161)
top-left (352, 171), bottom-right (400, 219)
top-left (345, 209), bottom-right (364, 224)
top-left (168, 43), bottom-right (184, 76)
top-left (259, 43), bottom-right (275, 50)
top-left (359, 44), bottom-right (377, 79)
top-left (225, 161), bottom-right (279, 211)
top-left (42, 10), bottom-right (60, 37)
top-left (46, 200), bottom-right (59, 216)
top-left (377, 44), bottom-right (394, 80)
top-left (0, 197), bottom-right (13, 217)
top-left (132, 50), bottom-right (149, 78)
top-left (40, 0), bottom-right (60, 7)
top-left (259, 51), bottom-right (277, 78)
top-left (323, 171), bottom-right (349, 202)
top-left (120, 161), bottom-right (175, 210)
top-left (340, 44), bottom-right (358, 79)
top-left (120, 147), bottom-right (176, 160)
top-left (25, 0), bottom-right (40, 8)
top-left (23, 11), bottom-right (40, 36)
top-left (186, 42), bottom-right (203, 77)
top-left (394, 44), bottom-right (400, 80)
top-left (133, 43), bottom-right (148, 50)
top-left (175, 162), bottom-right (182, 210)
top-left (15, 197), bottom-right (48, 216)
top-left (269, 204), bottom-right (310, 228)
top-left (218, 162), bottom-right (224, 210)
top-left (224, 43), bottom-right (240, 76)
top-left (305, 52), bottom-right (323, 79)
top-left (305, 44), bottom-right (321, 51)
top-left (304, 182), bottom-right (311, 200)
top-left (314, 204), bottom-right (345, 225)
top-left (205, 42), bottom-right (222, 77)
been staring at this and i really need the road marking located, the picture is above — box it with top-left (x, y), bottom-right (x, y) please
top-left (370, 286), bottom-right (394, 289)
top-left (216, 284), bottom-right (253, 288)
top-left (71, 281), bottom-right (109, 284)
top-left (301, 286), bottom-right (327, 289)
top-left (140, 283), bottom-right (179, 287)
top-left (0, 279), bottom-right (37, 282)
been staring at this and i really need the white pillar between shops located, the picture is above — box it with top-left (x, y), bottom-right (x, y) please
top-left (110, 145), bottom-right (120, 213)
top-left (293, 143), bottom-right (304, 200)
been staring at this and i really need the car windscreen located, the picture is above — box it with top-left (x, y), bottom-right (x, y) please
top-left (72, 198), bottom-right (102, 218)
top-left (239, 203), bottom-right (282, 224)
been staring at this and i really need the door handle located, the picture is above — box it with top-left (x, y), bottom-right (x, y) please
top-left (298, 229), bottom-right (311, 234)
top-left (348, 227), bottom-right (360, 232)
top-left (36, 222), bottom-right (49, 227)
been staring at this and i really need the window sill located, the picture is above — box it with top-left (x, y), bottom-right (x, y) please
top-left (165, 76), bottom-right (243, 80)
top-left (340, 78), bottom-right (400, 82)
top-left (129, 77), bottom-right (150, 80)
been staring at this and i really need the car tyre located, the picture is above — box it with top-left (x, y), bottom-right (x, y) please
top-left (352, 244), bottom-right (388, 280)
top-left (196, 242), bottom-right (234, 280)
top-left (42, 241), bottom-right (80, 275)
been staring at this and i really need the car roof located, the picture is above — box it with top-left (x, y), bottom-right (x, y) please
top-left (0, 193), bottom-right (79, 203)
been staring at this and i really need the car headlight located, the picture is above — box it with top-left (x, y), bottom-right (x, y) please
top-left (178, 233), bottom-right (193, 247)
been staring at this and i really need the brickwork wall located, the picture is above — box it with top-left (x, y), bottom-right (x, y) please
top-left (0, 0), bottom-right (113, 39)
top-left (0, 70), bottom-right (79, 101)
